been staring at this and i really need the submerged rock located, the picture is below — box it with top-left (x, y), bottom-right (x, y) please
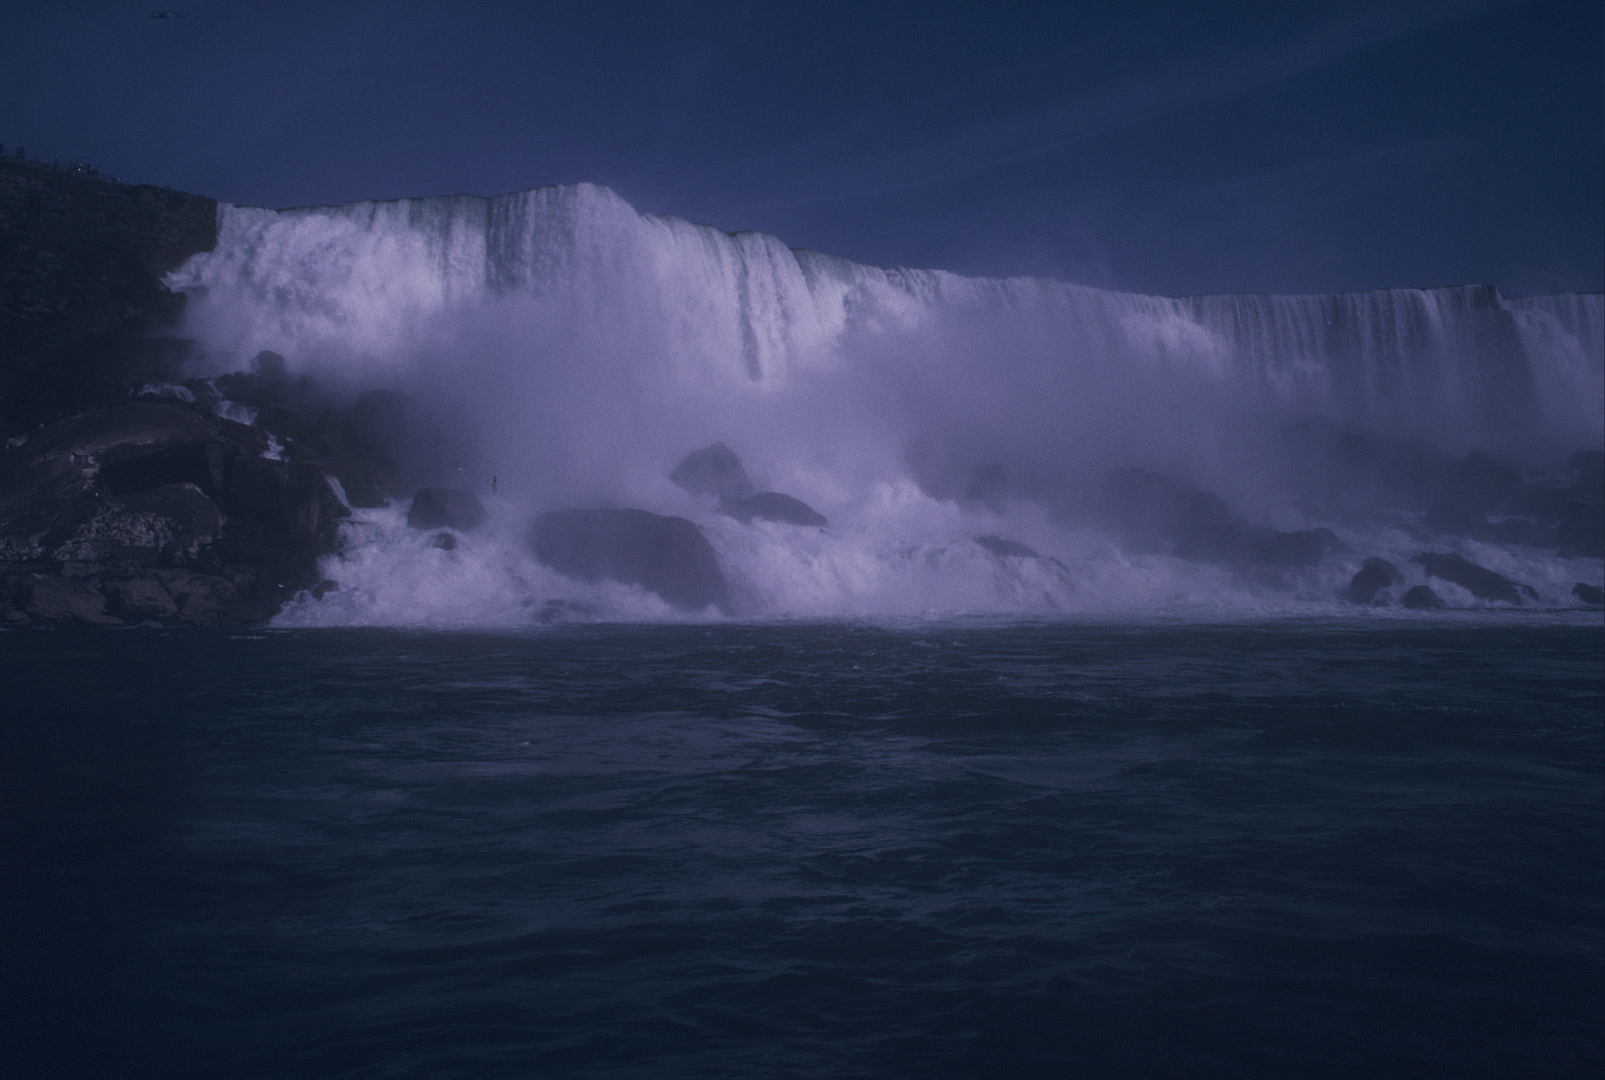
top-left (720, 492), bottom-right (826, 527)
top-left (1347, 557), bottom-right (1402, 605)
top-left (1401, 585), bottom-right (1446, 609)
top-left (670, 442), bottom-right (754, 501)
top-left (529, 508), bottom-right (730, 612)
top-left (407, 487), bottom-right (485, 532)
top-left (1411, 552), bottom-right (1535, 604)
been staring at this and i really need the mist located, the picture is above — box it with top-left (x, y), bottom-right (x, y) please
top-left (163, 183), bottom-right (1604, 624)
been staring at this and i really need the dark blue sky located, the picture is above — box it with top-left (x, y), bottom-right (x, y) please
top-left (4, 1), bottom-right (1600, 295)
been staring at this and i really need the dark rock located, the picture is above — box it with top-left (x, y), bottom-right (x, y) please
top-left (0, 399), bottom-right (351, 624)
top-left (407, 487), bottom-right (485, 532)
top-left (58, 482), bottom-right (224, 562)
top-left (720, 491), bottom-right (826, 527)
top-left (1347, 557), bottom-right (1402, 605)
top-left (529, 508), bottom-right (730, 612)
top-left (1411, 552), bottom-right (1535, 604)
top-left (1573, 582), bottom-right (1604, 606)
top-left (1401, 585), bottom-right (1446, 609)
top-left (1101, 468), bottom-right (1343, 568)
top-left (974, 535), bottom-right (1041, 559)
top-left (670, 442), bottom-right (755, 500)
top-left (432, 532), bottom-right (456, 550)
top-left (17, 573), bottom-right (120, 625)
top-left (106, 577), bottom-right (177, 619)
top-left (153, 569), bottom-right (235, 626)
top-left (311, 579), bottom-right (339, 600)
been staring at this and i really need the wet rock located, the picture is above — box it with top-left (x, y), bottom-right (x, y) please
top-left (1101, 468), bottom-right (1343, 568)
top-left (311, 579), bottom-right (339, 600)
top-left (529, 507), bottom-right (730, 612)
top-left (16, 573), bottom-right (120, 625)
top-left (106, 576), bottom-right (177, 619)
top-left (152, 569), bottom-right (235, 626)
top-left (1401, 585), bottom-right (1446, 609)
top-left (670, 442), bottom-right (755, 501)
top-left (720, 491), bottom-right (826, 527)
top-left (1347, 557), bottom-right (1402, 605)
top-left (1411, 552), bottom-right (1535, 604)
top-left (407, 487), bottom-right (485, 532)
top-left (431, 532), bottom-right (456, 551)
top-left (1573, 582), bottom-right (1604, 606)
top-left (55, 481), bottom-right (224, 562)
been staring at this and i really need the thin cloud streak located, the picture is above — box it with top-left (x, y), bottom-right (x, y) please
top-left (678, 0), bottom-right (1500, 221)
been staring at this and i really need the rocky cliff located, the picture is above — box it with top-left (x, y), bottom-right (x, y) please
top-left (0, 157), bottom-right (385, 627)
top-left (1, 153), bottom-right (216, 435)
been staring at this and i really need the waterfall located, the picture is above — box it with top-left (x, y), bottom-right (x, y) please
top-left (163, 183), bottom-right (1603, 624)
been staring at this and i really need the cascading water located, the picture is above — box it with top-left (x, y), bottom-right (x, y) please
top-left (164, 183), bottom-right (1604, 625)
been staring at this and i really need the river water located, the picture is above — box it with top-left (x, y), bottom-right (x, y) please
top-left (2, 618), bottom-right (1600, 1078)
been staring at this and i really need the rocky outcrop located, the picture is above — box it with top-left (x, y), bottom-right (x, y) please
top-left (528, 507), bottom-right (730, 612)
top-left (1387, 444), bottom-right (1605, 560)
top-left (1101, 468), bottom-right (1343, 569)
top-left (0, 400), bottom-right (347, 626)
top-left (1574, 582), bottom-right (1604, 606)
top-left (1411, 552), bottom-right (1535, 605)
top-left (407, 488), bottom-right (485, 532)
top-left (1401, 585), bottom-right (1446, 609)
top-left (1347, 557), bottom-right (1402, 605)
top-left (670, 442), bottom-right (754, 500)
top-left (671, 443), bottom-right (826, 528)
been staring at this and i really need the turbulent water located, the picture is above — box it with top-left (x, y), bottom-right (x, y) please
top-left (161, 185), bottom-right (1604, 625)
top-left (2, 621), bottom-right (1599, 1078)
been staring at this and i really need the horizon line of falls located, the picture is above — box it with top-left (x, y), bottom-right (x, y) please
top-left (165, 183), bottom-right (1605, 625)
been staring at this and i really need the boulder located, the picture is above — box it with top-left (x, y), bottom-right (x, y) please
top-left (106, 577), bottom-right (177, 619)
top-left (1101, 468), bottom-right (1342, 568)
top-left (529, 508), bottom-right (730, 612)
top-left (670, 442), bottom-right (755, 500)
top-left (720, 491), bottom-right (826, 527)
top-left (1573, 582), bottom-right (1604, 606)
top-left (1401, 585), bottom-right (1446, 610)
top-left (1411, 552), bottom-right (1535, 604)
top-left (407, 487), bottom-right (485, 532)
top-left (16, 573), bottom-right (120, 625)
top-left (152, 569), bottom-right (236, 626)
top-left (1347, 557), bottom-right (1402, 605)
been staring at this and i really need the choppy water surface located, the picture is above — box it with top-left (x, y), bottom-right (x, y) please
top-left (3, 620), bottom-right (1601, 1078)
